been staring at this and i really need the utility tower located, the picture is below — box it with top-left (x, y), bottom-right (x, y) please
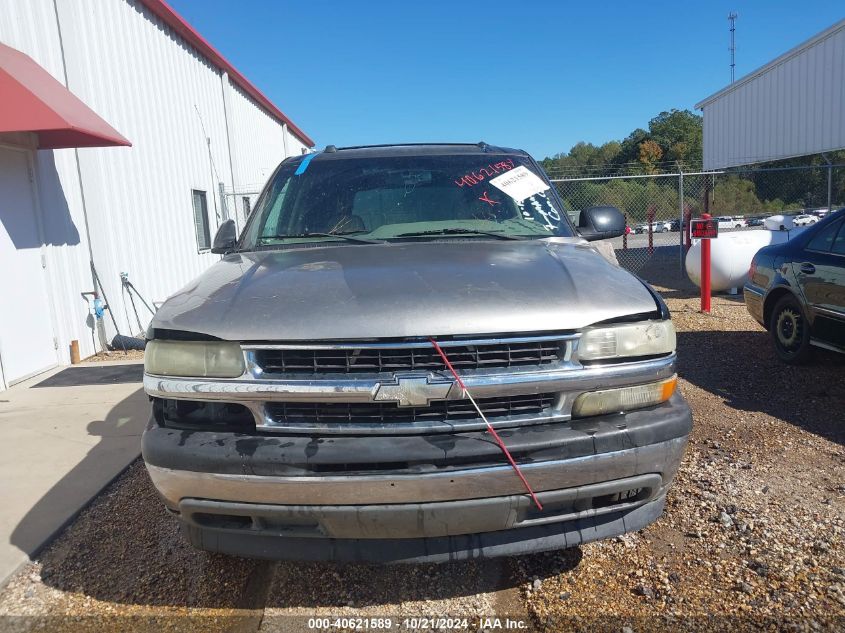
top-left (728, 12), bottom-right (738, 83)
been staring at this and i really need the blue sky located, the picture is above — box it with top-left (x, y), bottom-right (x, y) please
top-left (169, 0), bottom-right (844, 159)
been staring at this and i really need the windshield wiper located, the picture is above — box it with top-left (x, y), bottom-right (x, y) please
top-left (393, 228), bottom-right (525, 240)
top-left (258, 231), bottom-right (384, 244)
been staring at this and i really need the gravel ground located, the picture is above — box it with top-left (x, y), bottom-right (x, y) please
top-left (523, 290), bottom-right (845, 632)
top-left (0, 460), bottom-right (527, 633)
top-left (83, 349), bottom-right (145, 363)
top-left (1, 286), bottom-right (843, 632)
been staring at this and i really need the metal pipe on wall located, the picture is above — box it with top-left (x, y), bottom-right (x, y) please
top-left (822, 154), bottom-right (833, 212)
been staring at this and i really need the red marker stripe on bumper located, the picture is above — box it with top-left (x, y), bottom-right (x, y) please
top-left (429, 337), bottom-right (543, 511)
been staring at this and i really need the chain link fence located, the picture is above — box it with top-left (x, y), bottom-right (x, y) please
top-left (217, 167), bottom-right (842, 287)
top-left (219, 184), bottom-right (262, 233)
top-left (552, 164), bottom-right (843, 284)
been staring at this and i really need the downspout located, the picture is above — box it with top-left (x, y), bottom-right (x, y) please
top-left (52, 0), bottom-right (95, 269)
top-left (52, 0), bottom-right (105, 351)
top-left (0, 344), bottom-right (7, 391)
top-left (822, 154), bottom-right (833, 212)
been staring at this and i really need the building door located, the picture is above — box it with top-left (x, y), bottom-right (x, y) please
top-left (0, 147), bottom-right (57, 387)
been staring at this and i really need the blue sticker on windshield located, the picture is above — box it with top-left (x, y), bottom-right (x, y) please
top-left (295, 152), bottom-right (317, 176)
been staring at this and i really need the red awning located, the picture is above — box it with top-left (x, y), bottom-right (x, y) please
top-left (0, 43), bottom-right (130, 149)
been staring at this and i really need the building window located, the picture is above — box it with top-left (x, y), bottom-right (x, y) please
top-left (192, 189), bottom-right (211, 250)
top-left (242, 196), bottom-right (251, 218)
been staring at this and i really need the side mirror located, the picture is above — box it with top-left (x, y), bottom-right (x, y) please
top-left (578, 206), bottom-right (626, 241)
top-left (211, 219), bottom-right (237, 254)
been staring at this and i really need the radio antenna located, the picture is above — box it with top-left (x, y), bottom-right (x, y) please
top-left (728, 12), bottom-right (738, 83)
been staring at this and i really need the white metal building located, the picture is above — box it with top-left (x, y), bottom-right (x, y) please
top-left (0, 0), bottom-right (314, 390)
top-left (696, 18), bottom-right (845, 170)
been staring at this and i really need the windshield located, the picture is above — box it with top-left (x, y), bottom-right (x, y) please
top-left (239, 153), bottom-right (575, 249)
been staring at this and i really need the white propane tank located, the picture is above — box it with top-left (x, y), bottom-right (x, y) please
top-left (685, 228), bottom-right (802, 292)
top-left (764, 214), bottom-right (794, 231)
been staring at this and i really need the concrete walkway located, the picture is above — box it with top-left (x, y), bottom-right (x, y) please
top-left (0, 361), bottom-right (148, 585)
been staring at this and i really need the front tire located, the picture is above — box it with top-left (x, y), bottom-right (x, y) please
top-left (769, 295), bottom-right (813, 364)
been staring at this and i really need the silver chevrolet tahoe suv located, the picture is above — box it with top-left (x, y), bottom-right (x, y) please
top-left (142, 143), bottom-right (691, 563)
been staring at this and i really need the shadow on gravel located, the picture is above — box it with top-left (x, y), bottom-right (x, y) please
top-left (29, 435), bottom-right (583, 611)
top-left (8, 390), bottom-right (268, 611)
top-left (262, 548), bottom-right (582, 609)
top-left (677, 330), bottom-right (845, 445)
top-left (32, 455), bottom-right (583, 610)
top-left (9, 388), bottom-right (148, 563)
top-left (30, 459), bottom-right (273, 609)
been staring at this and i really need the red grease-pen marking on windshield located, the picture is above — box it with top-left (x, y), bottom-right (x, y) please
top-left (478, 191), bottom-right (500, 206)
top-left (428, 337), bottom-right (543, 511)
top-left (454, 159), bottom-right (515, 187)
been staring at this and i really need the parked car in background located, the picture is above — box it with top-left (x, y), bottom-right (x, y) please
top-left (745, 208), bottom-right (845, 363)
top-left (732, 216), bottom-right (748, 228)
top-left (717, 216), bottom-right (745, 229)
top-left (747, 217), bottom-right (765, 227)
top-left (634, 221), bottom-right (671, 234)
top-left (141, 143), bottom-right (691, 562)
top-left (793, 214), bottom-right (819, 226)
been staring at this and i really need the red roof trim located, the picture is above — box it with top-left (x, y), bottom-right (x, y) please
top-left (138, 0), bottom-right (314, 148)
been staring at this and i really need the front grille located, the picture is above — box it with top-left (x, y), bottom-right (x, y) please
top-left (254, 338), bottom-right (565, 375)
top-left (266, 393), bottom-right (556, 425)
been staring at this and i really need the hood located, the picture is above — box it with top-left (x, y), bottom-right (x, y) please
top-left (151, 240), bottom-right (659, 341)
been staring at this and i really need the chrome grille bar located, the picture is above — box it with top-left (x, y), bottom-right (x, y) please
top-left (242, 333), bottom-right (578, 350)
top-left (245, 334), bottom-right (576, 376)
top-left (144, 353), bottom-right (676, 405)
top-left (267, 393), bottom-right (555, 425)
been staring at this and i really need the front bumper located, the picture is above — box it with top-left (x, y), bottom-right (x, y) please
top-left (182, 494), bottom-right (669, 564)
top-left (142, 392), bottom-right (691, 561)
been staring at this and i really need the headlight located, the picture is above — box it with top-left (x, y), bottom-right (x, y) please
top-left (572, 375), bottom-right (677, 417)
top-left (578, 319), bottom-right (675, 361)
top-left (145, 340), bottom-right (245, 378)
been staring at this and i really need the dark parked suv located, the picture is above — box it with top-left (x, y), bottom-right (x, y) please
top-left (142, 143), bottom-right (692, 562)
top-left (745, 208), bottom-right (845, 363)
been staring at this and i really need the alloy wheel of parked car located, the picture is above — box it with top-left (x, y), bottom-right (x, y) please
top-left (770, 295), bottom-right (813, 364)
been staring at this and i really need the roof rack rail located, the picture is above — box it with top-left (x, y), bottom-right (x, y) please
top-left (334, 142), bottom-right (490, 151)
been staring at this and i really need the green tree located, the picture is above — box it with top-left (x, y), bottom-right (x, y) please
top-left (617, 128), bottom-right (649, 168)
top-left (647, 109), bottom-right (703, 169)
top-left (711, 177), bottom-right (764, 215)
top-left (638, 140), bottom-right (663, 174)
top-left (544, 109), bottom-right (842, 212)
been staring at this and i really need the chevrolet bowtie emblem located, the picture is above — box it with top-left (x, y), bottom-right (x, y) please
top-left (372, 374), bottom-right (455, 407)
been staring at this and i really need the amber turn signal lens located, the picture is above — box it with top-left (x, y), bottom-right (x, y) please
top-left (571, 375), bottom-right (677, 418)
top-left (661, 375), bottom-right (677, 401)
